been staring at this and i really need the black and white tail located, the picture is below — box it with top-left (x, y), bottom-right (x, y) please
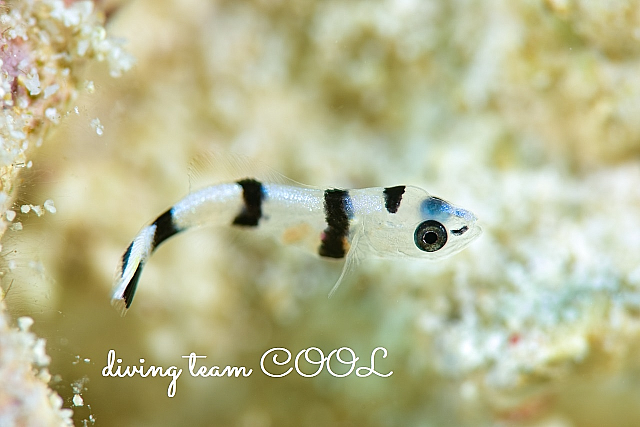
top-left (112, 209), bottom-right (180, 315)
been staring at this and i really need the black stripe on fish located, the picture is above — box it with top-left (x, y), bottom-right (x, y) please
top-left (121, 241), bottom-right (134, 277)
top-left (233, 179), bottom-right (265, 227)
top-left (123, 263), bottom-right (144, 309)
top-left (319, 189), bottom-right (351, 259)
top-left (383, 186), bottom-right (405, 214)
top-left (151, 209), bottom-right (181, 251)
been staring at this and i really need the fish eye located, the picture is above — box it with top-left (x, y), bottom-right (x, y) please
top-left (414, 220), bottom-right (447, 252)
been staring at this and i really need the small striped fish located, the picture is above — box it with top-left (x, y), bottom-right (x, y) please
top-left (112, 179), bottom-right (481, 314)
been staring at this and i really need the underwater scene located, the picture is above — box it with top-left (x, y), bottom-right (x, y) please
top-left (2, 1), bottom-right (640, 426)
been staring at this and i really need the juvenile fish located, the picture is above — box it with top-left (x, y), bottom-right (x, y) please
top-left (112, 179), bottom-right (481, 314)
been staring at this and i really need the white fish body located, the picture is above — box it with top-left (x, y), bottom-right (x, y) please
top-left (112, 179), bottom-right (481, 314)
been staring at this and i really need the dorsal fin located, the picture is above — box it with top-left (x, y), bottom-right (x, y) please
top-left (187, 147), bottom-right (308, 193)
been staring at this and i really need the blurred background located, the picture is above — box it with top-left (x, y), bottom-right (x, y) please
top-left (4, 0), bottom-right (640, 426)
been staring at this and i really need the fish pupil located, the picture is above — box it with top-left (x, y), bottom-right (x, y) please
top-left (414, 220), bottom-right (447, 252)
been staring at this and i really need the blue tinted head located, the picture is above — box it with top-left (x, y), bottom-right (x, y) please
top-left (420, 197), bottom-right (476, 222)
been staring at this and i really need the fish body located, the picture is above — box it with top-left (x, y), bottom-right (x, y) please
top-left (112, 179), bottom-right (481, 314)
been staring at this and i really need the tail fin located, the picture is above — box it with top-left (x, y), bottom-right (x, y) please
top-left (111, 225), bottom-right (156, 316)
top-left (111, 209), bottom-right (181, 315)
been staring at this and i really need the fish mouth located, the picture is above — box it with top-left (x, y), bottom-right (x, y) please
top-left (451, 225), bottom-right (469, 236)
top-left (451, 219), bottom-right (482, 242)
top-left (464, 222), bottom-right (482, 241)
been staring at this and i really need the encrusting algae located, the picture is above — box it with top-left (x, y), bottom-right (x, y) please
top-left (0, 1), bottom-right (131, 425)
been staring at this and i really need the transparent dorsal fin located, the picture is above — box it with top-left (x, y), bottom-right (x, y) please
top-left (188, 147), bottom-right (311, 193)
top-left (328, 229), bottom-right (363, 298)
